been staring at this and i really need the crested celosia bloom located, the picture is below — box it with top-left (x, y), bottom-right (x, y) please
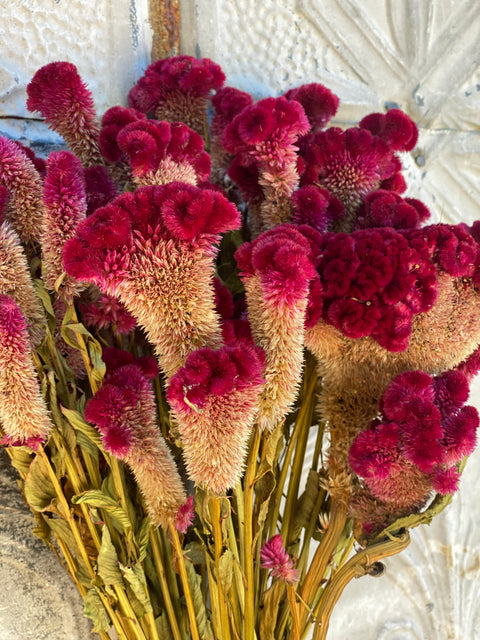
top-left (85, 351), bottom-right (188, 528)
top-left (167, 343), bottom-right (264, 493)
top-left (83, 165), bottom-right (119, 215)
top-left (260, 534), bottom-right (299, 585)
top-left (98, 105), bottom-right (147, 164)
top-left (42, 150), bottom-right (87, 300)
top-left (355, 189), bottom-right (430, 231)
top-left (0, 296), bottom-right (52, 448)
top-left (284, 83), bottom-right (339, 134)
top-left (63, 182), bottom-right (240, 378)
top-left (0, 222), bottom-right (46, 347)
top-left (26, 62), bottom-right (103, 166)
top-left (223, 96), bottom-right (310, 232)
top-left (116, 119), bottom-right (211, 186)
top-left (0, 135), bottom-right (44, 244)
top-left (128, 56), bottom-right (225, 137)
top-left (349, 369), bottom-right (478, 522)
top-left (290, 185), bottom-right (344, 233)
top-left (300, 113), bottom-right (416, 227)
top-left (210, 86), bottom-right (254, 185)
top-left (236, 224), bottom-right (321, 431)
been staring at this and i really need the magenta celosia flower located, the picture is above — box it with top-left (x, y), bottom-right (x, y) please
top-left (116, 119), bottom-right (211, 186)
top-left (13, 141), bottom-right (46, 177)
top-left (128, 56), bottom-right (225, 137)
top-left (284, 83), bottom-right (339, 133)
top-left (63, 183), bottom-right (240, 378)
top-left (350, 369), bottom-right (479, 510)
top-left (26, 62), bottom-right (103, 166)
top-left (355, 189), bottom-right (430, 231)
top-left (101, 346), bottom-right (158, 379)
top-left (0, 135), bottom-right (44, 244)
top-left (174, 495), bottom-right (194, 534)
top-left (290, 185), bottom-right (344, 233)
top-left (42, 150), bottom-right (87, 300)
top-left (85, 358), bottom-right (186, 528)
top-left (359, 108), bottom-right (418, 152)
top-left (210, 86), bottom-right (254, 184)
top-left (236, 224), bottom-right (321, 430)
top-left (223, 96), bottom-right (310, 232)
top-left (167, 343), bottom-right (264, 493)
top-left (81, 293), bottom-right (137, 335)
top-left (0, 186), bottom-right (9, 220)
top-left (260, 535), bottom-right (299, 585)
top-left (98, 105), bottom-right (147, 163)
top-left (0, 295), bottom-right (52, 448)
top-left (301, 126), bottom-right (406, 226)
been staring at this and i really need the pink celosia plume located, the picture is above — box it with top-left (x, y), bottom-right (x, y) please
top-left (167, 343), bottom-right (264, 493)
top-left (0, 295), bottom-right (52, 448)
top-left (260, 534), bottom-right (299, 585)
top-left (63, 182), bottom-right (240, 378)
top-left (0, 135), bottom-right (44, 244)
top-left (26, 62), bottom-right (103, 166)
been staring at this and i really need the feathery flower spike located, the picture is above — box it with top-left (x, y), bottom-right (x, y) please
top-left (0, 296), bottom-right (51, 448)
top-left (26, 62), bottom-right (103, 166)
top-left (0, 135), bottom-right (44, 244)
top-left (260, 535), bottom-right (299, 585)
top-left (42, 151), bottom-right (87, 301)
top-left (63, 183), bottom-right (240, 378)
top-left (85, 357), bottom-right (187, 528)
top-left (167, 343), bottom-right (264, 493)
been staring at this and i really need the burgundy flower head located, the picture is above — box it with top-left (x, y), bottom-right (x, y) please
top-left (291, 185), bottom-right (344, 233)
top-left (356, 190), bottom-right (430, 231)
top-left (99, 105), bottom-right (147, 163)
top-left (83, 165), bottom-right (119, 215)
top-left (211, 86), bottom-right (254, 132)
top-left (81, 294), bottom-right (137, 335)
top-left (284, 83), bottom-right (339, 132)
top-left (359, 108), bottom-right (418, 152)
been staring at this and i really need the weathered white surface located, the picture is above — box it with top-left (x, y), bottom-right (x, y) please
top-left (0, 0), bottom-right (152, 143)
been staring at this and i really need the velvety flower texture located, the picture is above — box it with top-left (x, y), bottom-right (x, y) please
top-left (284, 83), bottom-right (339, 133)
top-left (260, 534), bottom-right (299, 585)
top-left (349, 369), bottom-right (478, 513)
top-left (85, 353), bottom-right (187, 528)
top-left (81, 293), bottom-right (136, 335)
top-left (63, 183), bottom-right (240, 378)
top-left (0, 222), bottom-right (46, 347)
top-left (116, 119), bottom-right (211, 186)
top-left (355, 189), bottom-right (430, 231)
top-left (26, 62), bottom-right (103, 166)
top-left (223, 97), bottom-right (310, 232)
top-left (167, 343), bottom-right (264, 493)
top-left (0, 296), bottom-right (52, 449)
top-left (236, 224), bottom-right (321, 431)
top-left (290, 185), bottom-right (344, 233)
top-left (128, 56), bottom-right (225, 137)
top-left (0, 135), bottom-right (44, 244)
top-left (42, 151), bottom-right (87, 300)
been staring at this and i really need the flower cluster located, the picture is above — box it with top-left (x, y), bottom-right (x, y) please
top-left (349, 369), bottom-right (479, 512)
top-left (260, 534), bottom-right (299, 585)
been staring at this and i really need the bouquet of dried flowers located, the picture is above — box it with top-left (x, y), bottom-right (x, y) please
top-left (1, 55), bottom-right (480, 640)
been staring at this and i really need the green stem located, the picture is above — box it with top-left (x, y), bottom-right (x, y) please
top-left (210, 496), bottom-right (232, 640)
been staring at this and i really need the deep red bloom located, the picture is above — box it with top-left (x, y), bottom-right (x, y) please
top-left (83, 165), bottom-right (119, 214)
top-left (356, 190), bottom-right (430, 230)
top-left (360, 109), bottom-right (418, 152)
top-left (291, 185), bottom-right (344, 232)
top-left (99, 105), bottom-right (147, 163)
top-left (284, 83), bottom-right (339, 132)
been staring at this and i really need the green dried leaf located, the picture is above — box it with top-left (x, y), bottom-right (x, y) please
top-left (88, 339), bottom-right (106, 383)
top-left (61, 407), bottom-right (103, 449)
top-left (184, 541), bottom-right (207, 565)
top-left (135, 517), bottom-right (152, 562)
top-left (24, 454), bottom-right (57, 513)
top-left (264, 420), bottom-right (284, 467)
top-left (48, 517), bottom-right (78, 551)
top-left (33, 278), bottom-right (54, 317)
top-left (291, 469), bottom-right (320, 540)
top-left (72, 489), bottom-right (132, 534)
top-left (218, 549), bottom-right (234, 595)
top-left (83, 588), bottom-right (112, 633)
top-left (156, 613), bottom-right (174, 640)
top-left (258, 580), bottom-right (285, 640)
top-left (185, 559), bottom-right (214, 640)
top-left (120, 561), bottom-right (152, 614)
top-left (97, 525), bottom-right (124, 587)
top-left (7, 446), bottom-right (33, 475)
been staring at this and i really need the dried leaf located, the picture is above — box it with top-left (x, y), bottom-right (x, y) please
top-left (97, 525), bottom-right (124, 587)
top-left (156, 612), bottom-right (174, 640)
top-left (185, 559), bottom-right (214, 640)
top-left (259, 580), bottom-right (285, 640)
top-left (218, 549), bottom-right (234, 595)
top-left (72, 489), bottom-right (132, 534)
top-left (120, 561), bottom-right (153, 614)
top-left (83, 588), bottom-right (112, 633)
top-left (24, 454), bottom-right (58, 513)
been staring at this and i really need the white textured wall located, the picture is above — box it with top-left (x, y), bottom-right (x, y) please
top-left (0, 0), bottom-right (152, 143)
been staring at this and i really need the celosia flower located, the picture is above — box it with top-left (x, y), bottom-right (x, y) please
top-left (0, 222), bottom-right (46, 347)
top-left (349, 369), bottom-right (479, 511)
top-left (83, 165), bottom-right (119, 215)
top-left (355, 189), bottom-right (430, 230)
top-left (210, 86), bottom-right (254, 184)
top-left (128, 56), bottom-right (225, 137)
top-left (0, 295), bottom-right (52, 448)
top-left (174, 495), bottom-right (195, 534)
top-left (85, 356), bottom-right (187, 528)
top-left (116, 119), bottom-right (211, 186)
top-left (284, 83), bottom-right (339, 133)
top-left (98, 105), bottom-right (147, 164)
top-left (236, 224), bottom-right (321, 431)
top-left (260, 534), bottom-right (299, 585)
top-left (359, 108), bottom-right (418, 152)
top-left (301, 125), bottom-right (408, 227)
top-left (223, 96), bottom-right (310, 232)
top-left (0, 135), bottom-right (44, 244)
top-left (0, 186), bottom-right (9, 220)
top-left (290, 185), bottom-right (344, 233)
top-left (26, 62), bottom-right (103, 166)
top-left (81, 293), bottom-right (136, 335)
top-left (42, 150), bottom-right (87, 300)
top-left (13, 141), bottom-right (46, 177)
top-left (63, 183), bottom-right (240, 378)
top-left (167, 343), bottom-right (264, 493)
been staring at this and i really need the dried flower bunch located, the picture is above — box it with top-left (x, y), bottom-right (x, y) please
top-left (1, 55), bottom-right (479, 640)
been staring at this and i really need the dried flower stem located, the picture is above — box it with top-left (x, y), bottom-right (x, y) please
top-left (287, 584), bottom-right (301, 640)
top-left (209, 496), bottom-right (233, 640)
top-left (311, 531), bottom-right (410, 640)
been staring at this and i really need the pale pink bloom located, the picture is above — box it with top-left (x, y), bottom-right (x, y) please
top-left (260, 535), bottom-right (299, 585)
